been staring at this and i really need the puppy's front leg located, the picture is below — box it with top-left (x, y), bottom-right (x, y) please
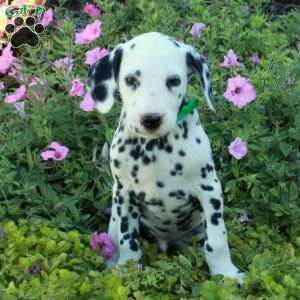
top-left (197, 166), bottom-right (244, 282)
top-left (108, 180), bottom-right (142, 266)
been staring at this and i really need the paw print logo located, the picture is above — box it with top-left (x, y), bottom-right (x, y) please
top-left (5, 16), bottom-right (44, 48)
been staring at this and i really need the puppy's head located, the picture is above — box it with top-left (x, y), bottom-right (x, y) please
top-left (87, 32), bottom-right (213, 138)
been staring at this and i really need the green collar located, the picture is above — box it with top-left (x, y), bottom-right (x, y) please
top-left (177, 98), bottom-right (199, 123)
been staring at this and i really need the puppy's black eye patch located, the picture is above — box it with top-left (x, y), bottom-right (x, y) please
top-left (166, 75), bottom-right (181, 89)
top-left (125, 75), bottom-right (139, 90)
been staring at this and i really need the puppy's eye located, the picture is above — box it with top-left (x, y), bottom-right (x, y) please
top-left (166, 76), bottom-right (181, 89)
top-left (125, 75), bottom-right (138, 88)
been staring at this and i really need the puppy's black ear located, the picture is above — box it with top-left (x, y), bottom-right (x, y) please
top-left (87, 46), bottom-right (123, 113)
top-left (186, 48), bottom-right (215, 111)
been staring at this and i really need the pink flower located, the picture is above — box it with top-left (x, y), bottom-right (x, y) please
top-left (239, 214), bottom-right (250, 224)
top-left (85, 47), bottom-right (108, 65)
top-left (70, 79), bottom-right (85, 96)
top-left (4, 85), bottom-right (26, 104)
top-left (75, 20), bottom-right (102, 45)
top-left (249, 54), bottom-right (260, 65)
top-left (80, 92), bottom-right (96, 112)
top-left (29, 77), bottom-right (47, 86)
top-left (287, 78), bottom-right (295, 86)
top-left (83, 2), bottom-right (101, 17)
top-left (0, 81), bottom-right (5, 91)
top-left (0, 44), bottom-right (15, 74)
top-left (40, 8), bottom-right (54, 27)
top-left (190, 22), bottom-right (206, 37)
top-left (29, 77), bottom-right (46, 98)
top-left (220, 49), bottom-right (243, 68)
top-left (53, 57), bottom-right (74, 72)
top-left (228, 137), bottom-right (248, 160)
top-left (41, 141), bottom-right (69, 161)
top-left (223, 76), bottom-right (256, 108)
top-left (7, 59), bottom-right (25, 81)
top-left (90, 232), bottom-right (117, 259)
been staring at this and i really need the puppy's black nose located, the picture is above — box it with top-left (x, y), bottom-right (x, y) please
top-left (141, 113), bottom-right (162, 131)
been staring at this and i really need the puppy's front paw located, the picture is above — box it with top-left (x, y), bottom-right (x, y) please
top-left (211, 265), bottom-right (244, 285)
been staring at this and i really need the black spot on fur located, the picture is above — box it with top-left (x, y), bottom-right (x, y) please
top-left (201, 167), bottom-right (207, 178)
top-left (129, 239), bottom-right (139, 251)
top-left (146, 139), bottom-right (158, 151)
top-left (143, 155), bottom-right (151, 165)
top-left (119, 145), bottom-right (125, 153)
top-left (120, 216), bottom-right (129, 233)
top-left (165, 145), bottom-right (173, 153)
top-left (130, 43), bottom-right (136, 49)
top-left (123, 233), bottom-right (130, 240)
top-left (201, 184), bottom-right (214, 191)
top-left (196, 138), bottom-right (201, 144)
top-left (125, 138), bottom-right (133, 145)
top-left (174, 133), bottom-right (179, 140)
top-left (137, 192), bottom-right (145, 201)
top-left (169, 190), bottom-right (186, 200)
top-left (116, 178), bottom-right (123, 189)
top-left (170, 170), bottom-right (176, 176)
top-left (206, 164), bottom-right (214, 172)
top-left (211, 212), bottom-right (222, 225)
top-left (113, 159), bottom-right (120, 168)
top-left (210, 198), bottom-right (221, 210)
top-left (178, 150), bottom-right (186, 156)
top-left (186, 52), bottom-right (203, 75)
top-left (157, 181), bottom-right (164, 188)
top-left (117, 206), bottom-right (121, 217)
top-left (182, 121), bottom-right (188, 139)
top-left (118, 195), bottom-right (124, 204)
top-left (93, 55), bottom-right (112, 82)
top-left (132, 228), bottom-right (139, 239)
top-left (112, 48), bottom-right (123, 81)
top-left (172, 207), bottom-right (181, 214)
top-left (132, 212), bottom-right (138, 219)
top-left (206, 243), bottom-right (213, 252)
top-left (92, 84), bottom-right (107, 102)
top-left (175, 163), bottom-right (183, 171)
top-left (130, 145), bottom-right (142, 160)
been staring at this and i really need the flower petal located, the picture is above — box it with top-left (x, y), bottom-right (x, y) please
top-left (80, 93), bottom-right (96, 112)
top-left (228, 137), bottom-right (248, 160)
top-left (84, 2), bottom-right (101, 17)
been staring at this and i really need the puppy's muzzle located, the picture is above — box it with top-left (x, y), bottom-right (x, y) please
top-left (141, 113), bottom-right (163, 131)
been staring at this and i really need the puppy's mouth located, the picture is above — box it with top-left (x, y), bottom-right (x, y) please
top-left (134, 126), bottom-right (169, 140)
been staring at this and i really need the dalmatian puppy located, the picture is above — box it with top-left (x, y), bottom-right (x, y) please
top-left (87, 32), bottom-right (244, 282)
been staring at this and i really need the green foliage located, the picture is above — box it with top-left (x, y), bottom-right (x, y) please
top-left (1, 220), bottom-right (300, 299)
top-left (0, 0), bottom-right (300, 299)
top-left (0, 220), bottom-right (129, 300)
